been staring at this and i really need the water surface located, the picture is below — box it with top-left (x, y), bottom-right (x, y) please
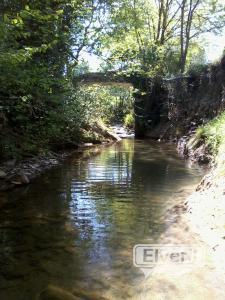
top-left (0, 139), bottom-right (203, 299)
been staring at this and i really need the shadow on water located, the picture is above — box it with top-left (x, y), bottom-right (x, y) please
top-left (0, 139), bottom-right (203, 299)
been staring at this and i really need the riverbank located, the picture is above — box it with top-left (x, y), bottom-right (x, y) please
top-left (184, 167), bottom-right (225, 272)
top-left (134, 165), bottom-right (225, 299)
top-left (177, 111), bottom-right (225, 259)
top-left (132, 114), bottom-right (225, 298)
top-left (151, 124), bottom-right (225, 298)
top-left (134, 192), bottom-right (225, 299)
top-left (0, 122), bottom-right (122, 192)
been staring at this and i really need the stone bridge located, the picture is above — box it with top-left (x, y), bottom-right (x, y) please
top-left (74, 70), bottom-right (222, 140)
top-left (74, 71), bottom-right (130, 86)
top-left (74, 72), bottom-right (160, 138)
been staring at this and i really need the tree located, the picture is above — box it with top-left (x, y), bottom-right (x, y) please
top-left (179, 0), bottom-right (225, 73)
top-left (0, 0), bottom-right (110, 158)
top-left (96, 0), bottom-right (225, 75)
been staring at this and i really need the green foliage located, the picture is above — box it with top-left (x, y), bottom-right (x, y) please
top-left (0, 0), bottom-right (110, 159)
top-left (1, 0), bottom-right (224, 160)
top-left (73, 59), bottom-right (90, 76)
top-left (186, 44), bottom-right (207, 75)
top-left (194, 111), bottom-right (225, 174)
top-left (124, 112), bottom-right (134, 129)
top-left (196, 112), bottom-right (225, 156)
top-left (97, 0), bottom-right (225, 75)
top-left (72, 85), bottom-right (134, 125)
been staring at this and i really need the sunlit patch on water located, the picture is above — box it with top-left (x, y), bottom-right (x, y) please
top-left (0, 139), bottom-right (205, 299)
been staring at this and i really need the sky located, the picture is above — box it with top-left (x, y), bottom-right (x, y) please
top-left (204, 29), bottom-right (225, 62)
top-left (81, 30), bottom-right (225, 72)
top-left (80, 51), bottom-right (103, 72)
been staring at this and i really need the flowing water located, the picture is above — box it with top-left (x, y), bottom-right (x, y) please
top-left (0, 139), bottom-right (204, 300)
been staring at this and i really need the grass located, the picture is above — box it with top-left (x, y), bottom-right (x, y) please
top-left (195, 111), bottom-right (225, 174)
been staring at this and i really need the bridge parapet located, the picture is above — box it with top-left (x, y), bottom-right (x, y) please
top-left (74, 71), bottom-right (131, 86)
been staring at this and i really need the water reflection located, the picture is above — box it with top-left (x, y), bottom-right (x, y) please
top-left (0, 139), bottom-right (203, 299)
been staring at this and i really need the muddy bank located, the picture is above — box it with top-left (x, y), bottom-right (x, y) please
top-left (0, 143), bottom-right (113, 192)
top-left (177, 131), bottom-right (212, 165)
top-left (0, 152), bottom-right (68, 192)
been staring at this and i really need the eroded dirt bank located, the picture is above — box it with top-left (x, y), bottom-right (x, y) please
top-left (177, 131), bottom-right (225, 260)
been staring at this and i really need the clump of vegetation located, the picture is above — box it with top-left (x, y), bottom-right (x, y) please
top-left (124, 112), bottom-right (135, 129)
top-left (0, 82), bottom-right (134, 159)
top-left (196, 113), bottom-right (225, 155)
top-left (194, 112), bottom-right (225, 171)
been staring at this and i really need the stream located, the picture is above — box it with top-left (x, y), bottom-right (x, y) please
top-left (0, 139), bottom-right (204, 299)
